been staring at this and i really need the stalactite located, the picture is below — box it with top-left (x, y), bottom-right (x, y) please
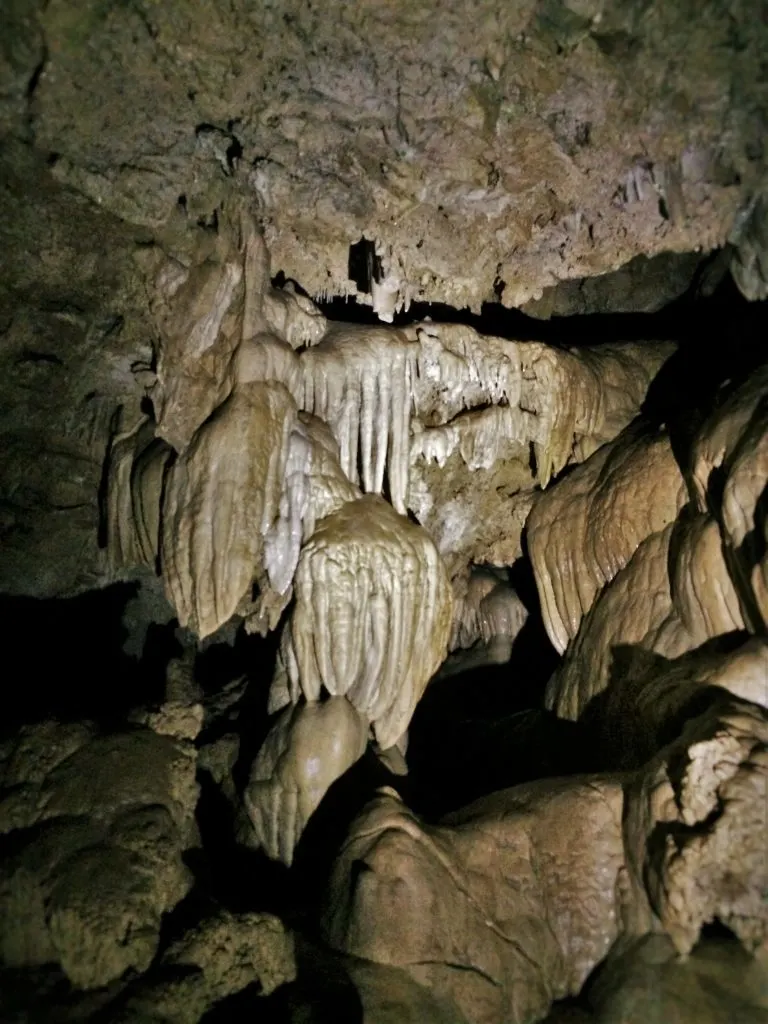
top-left (160, 382), bottom-right (298, 639)
top-left (278, 495), bottom-right (453, 749)
top-left (106, 415), bottom-right (158, 574)
top-left (301, 325), bottom-right (419, 515)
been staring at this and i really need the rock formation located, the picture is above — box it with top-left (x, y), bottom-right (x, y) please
top-left (1, 2), bottom-right (767, 1020)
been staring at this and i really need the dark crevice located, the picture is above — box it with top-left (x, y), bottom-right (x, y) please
top-left (225, 136), bottom-right (243, 172)
top-left (26, 52), bottom-right (47, 101)
top-left (16, 350), bottom-right (63, 366)
top-left (347, 238), bottom-right (382, 293)
top-left (319, 258), bottom-right (766, 352)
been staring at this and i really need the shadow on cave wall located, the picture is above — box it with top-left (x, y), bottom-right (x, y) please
top-left (0, 584), bottom-right (168, 736)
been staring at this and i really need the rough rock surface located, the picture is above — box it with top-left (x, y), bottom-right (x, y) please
top-left (589, 934), bottom-right (768, 1024)
top-left (105, 909), bottom-right (295, 1024)
top-left (324, 627), bottom-right (768, 1021)
top-left (4, 0), bottom-right (766, 313)
top-left (0, 721), bottom-right (199, 989)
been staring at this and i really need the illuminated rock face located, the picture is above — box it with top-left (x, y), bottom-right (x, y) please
top-left (97, 201), bottom-right (677, 867)
top-left (1, 6), bottom-right (768, 1021)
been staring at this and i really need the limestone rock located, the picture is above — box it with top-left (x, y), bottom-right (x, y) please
top-left (244, 696), bottom-right (368, 867)
top-left (160, 381), bottom-right (298, 639)
top-left (278, 495), bottom-right (454, 749)
top-left (12, 0), bottom-right (764, 311)
top-left (108, 909), bottom-right (295, 1024)
top-left (0, 722), bottom-right (198, 990)
top-left (323, 781), bottom-right (626, 1024)
top-left (528, 423), bottom-right (686, 654)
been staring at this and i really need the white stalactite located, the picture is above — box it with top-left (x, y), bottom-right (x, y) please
top-left (301, 325), bottom-right (419, 515)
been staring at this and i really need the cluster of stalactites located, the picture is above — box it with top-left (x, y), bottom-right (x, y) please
top-left (301, 325), bottom-right (418, 515)
top-left (409, 325), bottom-right (675, 488)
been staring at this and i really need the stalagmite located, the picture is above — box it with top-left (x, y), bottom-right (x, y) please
top-left (244, 697), bottom-right (369, 866)
top-left (278, 495), bottom-right (453, 749)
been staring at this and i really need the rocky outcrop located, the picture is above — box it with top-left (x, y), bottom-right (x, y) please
top-left (323, 641), bottom-right (768, 1021)
top-left (0, 721), bottom-right (199, 989)
top-left (104, 909), bottom-right (295, 1023)
top-left (322, 780), bottom-right (627, 1024)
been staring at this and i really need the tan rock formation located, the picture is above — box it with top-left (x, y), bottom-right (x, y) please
top-left (104, 909), bottom-right (296, 1023)
top-left (160, 381), bottom-right (299, 639)
top-left (278, 495), bottom-right (454, 750)
top-left (12, 0), bottom-right (765, 310)
top-left (244, 697), bottom-right (368, 866)
top-left (0, 721), bottom-right (199, 990)
top-left (323, 781), bottom-right (627, 1024)
top-left (324, 640), bottom-right (768, 1020)
top-left (528, 423), bottom-right (687, 654)
top-left (538, 361), bottom-right (768, 719)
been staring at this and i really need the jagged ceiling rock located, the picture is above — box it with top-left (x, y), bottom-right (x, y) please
top-left (1, 0), bottom-right (766, 314)
top-left (521, 250), bottom-right (707, 319)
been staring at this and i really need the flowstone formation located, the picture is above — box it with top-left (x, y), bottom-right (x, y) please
top-left (322, 363), bottom-right (768, 1022)
top-left (102, 200), bottom-right (676, 865)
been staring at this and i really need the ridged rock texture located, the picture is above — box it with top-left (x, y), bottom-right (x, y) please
top-left (533, 362), bottom-right (768, 720)
top-left (278, 496), bottom-right (454, 750)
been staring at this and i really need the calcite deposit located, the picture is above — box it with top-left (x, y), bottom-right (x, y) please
top-left (1, 2), bottom-right (767, 1021)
